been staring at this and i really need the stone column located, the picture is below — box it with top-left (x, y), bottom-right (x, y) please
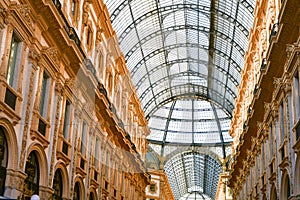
top-left (39, 185), bottom-right (54, 200)
top-left (4, 169), bottom-right (26, 199)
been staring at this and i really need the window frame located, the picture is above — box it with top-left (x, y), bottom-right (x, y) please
top-left (39, 70), bottom-right (51, 119)
top-left (6, 32), bottom-right (22, 89)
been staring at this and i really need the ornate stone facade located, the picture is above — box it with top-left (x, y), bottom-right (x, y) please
top-left (0, 0), bottom-right (151, 199)
top-left (229, 0), bottom-right (300, 199)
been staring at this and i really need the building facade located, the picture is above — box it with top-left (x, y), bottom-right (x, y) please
top-left (0, 0), bottom-right (151, 199)
top-left (229, 0), bottom-right (300, 199)
top-left (145, 169), bottom-right (174, 200)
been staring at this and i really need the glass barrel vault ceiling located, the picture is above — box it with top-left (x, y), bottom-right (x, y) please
top-left (104, 0), bottom-right (256, 199)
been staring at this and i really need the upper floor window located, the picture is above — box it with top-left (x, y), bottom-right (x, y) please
top-left (80, 121), bottom-right (87, 155)
top-left (105, 151), bottom-right (110, 179)
top-left (62, 99), bottom-right (71, 140)
top-left (39, 70), bottom-right (51, 118)
top-left (71, 0), bottom-right (76, 16)
top-left (269, 123), bottom-right (273, 155)
top-left (280, 101), bottom-right (285, 142)
top-left (86, 26), bottom-right (93, 50)
top-left (6, 32), bottom-right (22, 89)
top-left (293, 71), bottom-right (300, 119)
top-left (94, 137), bottom-right (100, 167)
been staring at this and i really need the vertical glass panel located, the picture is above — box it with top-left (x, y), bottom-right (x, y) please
top-left (63, 100), bottom-right (71, 139)
top-left (39, 70), bottom-right (50, 118)
top-left (6, 33), bottom-right (20, 88)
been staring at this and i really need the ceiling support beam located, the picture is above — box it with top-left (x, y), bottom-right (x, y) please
top-left (207, 0), bottom-right (216, 98)
top-left (180, 153), bottom-right (190, 193)
top-left (160, 101), bottom-right (176, 157)
top-left (127, 0), bottom-right (158, 109)
top-left (211, 102), bottom-right (226, 159)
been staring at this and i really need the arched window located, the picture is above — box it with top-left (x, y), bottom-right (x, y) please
top-left (53, 169), bottom-right (63, 200)
top-left (73, 182), bottom-right (80, 200)
top-left (23, 151), bottom-right (40, 199)
top-left (0, 127), bottom-right (8, 196)
top-left (285, 175), bottom-right (291, 199)
top-left (270, 184), bottom-right (277, 200)
top-left (89, 192), bottom-right (95, 200)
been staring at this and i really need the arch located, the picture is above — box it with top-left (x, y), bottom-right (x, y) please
top-left (164, 148), bottom-right (223, 166)
top-left (270, 183), bottom-right (278, 200)
top-left (0, 126), bottom-right (8, 196)
top-left (26, 143), bottom-right (48, 186)
top-left (53, 162), bottom-right (69, 199)
top-left (281, 172), bottom-right (291, 200)
top-left (73, 176), bottom-right (85, 200)
top-left (88, 188), bottom-right (97, 200)
top-left (295, 154), bottom-right (300, 195)
top-left (0, 118), bottom-right (18, 170)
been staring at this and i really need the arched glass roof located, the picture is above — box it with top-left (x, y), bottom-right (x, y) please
top-left (147, 99), bottom-right (232, 157)
top-left (179, 192), bottom-right (212, 200)
top-left (104, 0), bottom-right (256, 199)
top-left (165, 151), bottom-right (222, 199)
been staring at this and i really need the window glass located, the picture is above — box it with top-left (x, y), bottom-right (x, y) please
top-left (39, 70), bottom-right (50, 118)
top-left (6, 33), bottom-right (21, 88)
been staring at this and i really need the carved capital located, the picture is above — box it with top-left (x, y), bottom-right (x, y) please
top-left (55, 81), bottom-right (64, 96)
top-left (17, 5), bottom-right (32, 24)
top-left (257, 121), bottom-right (264, 131)
top-left (28, 48), bottom-right (40, 63)
top-left (44, 47), bottom-right (60, 66)
top-left (283, 79), bottom-right (292, 93)
top-left (273, 77), bottom-right (282, 87)
top-left (271, 102), bottom-right (279, 118)
top-left (264, 102), bottom-right (271, 112)
top-left (0, 5), bottom-right (8, 28)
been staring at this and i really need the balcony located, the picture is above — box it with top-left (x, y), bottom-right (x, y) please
top-left (51, 0), bottom-right (85, 58)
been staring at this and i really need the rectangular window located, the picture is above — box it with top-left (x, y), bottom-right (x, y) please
top-left (63, 99), bottom-right (71, 139)
top-left (114, 166), bottom-right (118, 186)
top-left (71, 0), bottom-right (76, 16)
top-left (86, 27), bottom-right (93, 49)
top-left (80, 121), bottom-right (87, 154)
top-left (6, 33), bottom-right (21, 88)
top-left (280, 102), bottom-right (285, 142)
top-left (293, 72), bottom-right (300, 119)
top-left (39, 71), bottom-right (50, 118)
top-left (269, 123), bottom-right (273, 158)
top-left (95, 137), bottom-right (100, 167)
top-left (105, 151), bottom-right (110, 178)
top-left (261, 141), bottom-right (265, 169)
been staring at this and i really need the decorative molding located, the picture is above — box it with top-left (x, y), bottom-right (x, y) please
top-left (48, 90), bottom-right (63, 186)
top-left (17, 5), bottom-right (32, 25)
top-left (45, 47), bottom-right (60, 67)
top-left (19, 64), bottom-right (37, 170)
top-left (273, 77), bottom-right (282, 87)
top-left (28, 48), bottom-right (40, 63)
top-left (0, 5), bottom-right (8, 28)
